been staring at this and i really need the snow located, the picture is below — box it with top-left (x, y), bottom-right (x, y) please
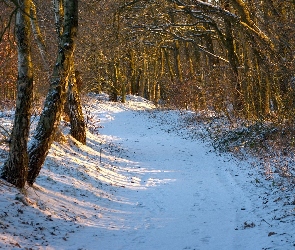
top-left (0, 93), bottom-right (295, 249)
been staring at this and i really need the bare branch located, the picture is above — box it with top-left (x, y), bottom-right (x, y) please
top-left (170, 32), bottom-right (230, 63)
top-left (118, 0), bottom-right (143, 13)
top-left (0, 8), bottom-right (17, 42)
top-left (169, 0), bottom-right (274, 50)
top-left (0, 124), bottom-right (11, 144)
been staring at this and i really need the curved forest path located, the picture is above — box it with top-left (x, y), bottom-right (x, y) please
top-left (1, 95), bottom-right (293, 250)
top-left (71, 96), bottom-right (280, 250)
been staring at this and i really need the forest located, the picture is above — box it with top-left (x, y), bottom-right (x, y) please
top-left (1, 0), bottom-right (295, 187)
top-left (0, 1), bottom-right (295, 249)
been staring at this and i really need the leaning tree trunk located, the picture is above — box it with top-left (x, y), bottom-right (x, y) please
top-left (65, 70), bottom-right (86, 144)
top-left (27, 0), bottom-right (78, 185)
top-left (1, 0), bottom-right (33, 188)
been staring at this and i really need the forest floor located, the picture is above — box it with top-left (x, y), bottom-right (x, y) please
top-left (0, 93), bottom-right (295, 250)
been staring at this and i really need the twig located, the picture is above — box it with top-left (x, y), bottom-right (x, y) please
top-left (0, 125), bottom-right (10, 137)
top-left (262, 219), bottom-right (271, 226)
top-left (100, 148), bottom-right (102, 163)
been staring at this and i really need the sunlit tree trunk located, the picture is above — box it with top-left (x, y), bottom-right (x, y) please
top-left (109, 60), bottom-right (119, 102)
top-left (163, 47), bottom-right (174, 83)
top-left (174, 40), bottom-right (183, 82)
top-left (139, 50), bottom-right (147, 97)
top-left (1, 0), bottom-right (33, 188)
top-left (185, 42), bottom-right (194, 79)
top-left (128, 50), bottom-right (137, 95)
top-left (27, 0), bottom-right (78, 185)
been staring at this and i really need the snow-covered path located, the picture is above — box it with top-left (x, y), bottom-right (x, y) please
top-left (1, 95), bottom-right (294, 249)
top-left (86, 106), bottom-right (270, 250)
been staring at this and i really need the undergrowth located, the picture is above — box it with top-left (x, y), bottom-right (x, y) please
top-left (181, 111), bottom-right (295, 190)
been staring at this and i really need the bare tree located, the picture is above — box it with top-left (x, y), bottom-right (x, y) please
top-left (27, 0), bottom-right (79, 185)
top-left (1, 0), bottom-right (33, 188)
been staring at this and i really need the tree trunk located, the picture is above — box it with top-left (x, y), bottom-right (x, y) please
top-left (223, 17), bottom-right (242, 111)
top-left (65, 70), bottom-right (86, 144)
top-left (163, 47), bottom-right (174, 83)
top-left (221, 1), bottom-right (243, 112)
top-left (109, 60), bottom-right (119, 102)
top-left (127, 50), bottom-right (138, 95)
top-left (27, 0), bottom-right (78, 185)
top-left (1, 0), bottom-right (33, 188)
top-left (174, 40), bottom-right (183, 82)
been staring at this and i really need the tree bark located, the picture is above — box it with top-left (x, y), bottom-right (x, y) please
top-left (27, 0), bottom-right (78, 185)
top-left (1, 0), bottom-right (33, 188)
top-left (65, 70), bottom-right (86, 144)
